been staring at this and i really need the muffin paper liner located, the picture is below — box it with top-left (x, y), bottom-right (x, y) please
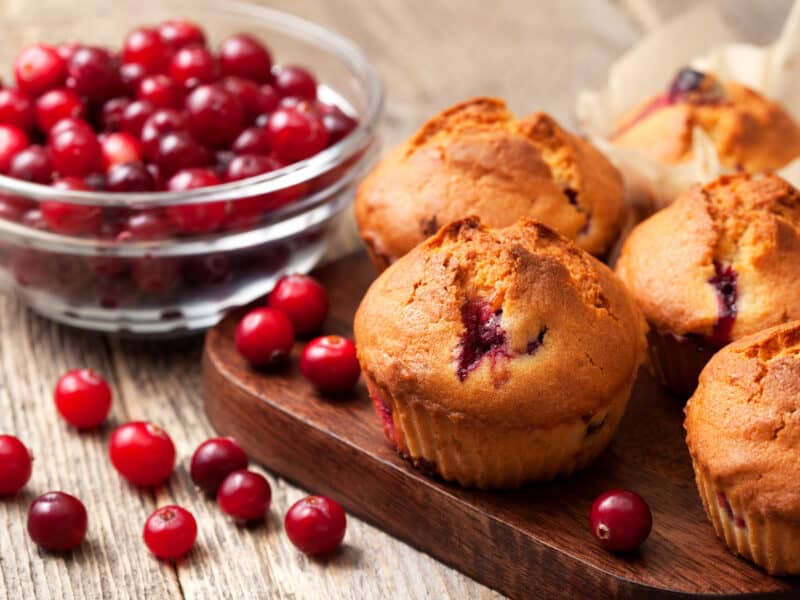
top-left (646, 328), bottom-right (718, 399)
top-left (577, 1), bottom-right (800, 209)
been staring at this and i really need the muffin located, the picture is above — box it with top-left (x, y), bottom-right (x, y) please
top-left (612, 67), bottom-right (800, 172)
top-left (685, 321), bottom-right (800, 574)
top-left (615, 173), bottom-right (800, 397)
top-left (353, 216), bottom-right (647, 489)
top-left (355, 97), bottom-right (626, 271)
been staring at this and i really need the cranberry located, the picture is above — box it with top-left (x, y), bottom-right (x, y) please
top-left (118, 62), bottom-right (147, 95)
top-left (131, 257), bottom-right (181, 293)
top-left (35, 88), bottom-right (85, 132)
top-left (165, 168), bottom-right (226, 233)
top-left (169, 46), bottom-right (217, 89)
top-left (268, 274), bottom-right (328, 336)
top-left (273, 65), bottom-right (317, 100)
top-left (284, 495), bottom-right (346, 556)
top-left (138, 75), bottom-right (183, 109)
top-left (14, 45), bottom-right (67, 96)
top-left (231, 127), bottom-right (271, 155)
top-left (109, 421), bottom-right (176, 486)
top-left (590, 489), bottom-right (652, 552)
top-left (0, 88), bottom-right (35, 131)
top-left (219, 34), bottom-right (272, 83)
top-left (140, 109), bottom-right (188, 159)
top-left (225, 153), bottom-right (280, 182)
top-left (123, 27), bottom-right (170, 74)
top-left (9, 145), bottom-right (52, 184)
top-left (235, 307), bottom-right (295, 367)
top-left (143, 505), bottom-right (197, 560)
top-left (190, 437), bottom-right (249, 495)
top-left (56, 42), bottom-right (82, 63)
top-left (217, 470), bottom-right (271, 521)
top-left (0, 197), bottom-right (25, 221)
top-left (708, 261), bottom-right (737, 346)
top-left (119, 210), bottom-right (174, 240)
top-left (119, 100), bottom-right (156, 137)
top-left (0, 125), bottom-right (29, 173)
top-left (49, 125), bottom-right (102, 177)
top-left (158, 20), bottom-right (206, 50)
top-left (300, 336), bottom-right (360, 393)
top-left (0, 435), bottom-right (33, 495)
top-left (100, 97), bottom-right (131, 131)
top-left (185, 84), bottom-right (245, 147)
top-left (266, 107), bottom-right (328, 163)
top-left (320, 104), bottom-right (358, 145)
top-left (53, 368), bottom-right (112, 429)
top-left (106, 161), bottom-right (155, 192)
top-left (154, 131), bottom-right (210, 176)
top-left (67, 47), bottom-right (119, 103)
top-left (51, 116), bottom-right (94, 137)
top-left (27, 492), bottom-right (88, 551)
top-left (42, 178), bottom-right (103, 235)
top-left (101, 132), bottom-right (142, 170)
top-left (221, 76), bottom-right (262, 120)
top-left (456, 299), bottom-right (509, 382)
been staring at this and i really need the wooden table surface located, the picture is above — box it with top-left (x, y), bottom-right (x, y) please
top-left (0, 1), bottom-right (790, 598)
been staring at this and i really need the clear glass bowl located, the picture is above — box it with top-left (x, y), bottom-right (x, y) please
top-left (0, 0), bottom-right (383, 336)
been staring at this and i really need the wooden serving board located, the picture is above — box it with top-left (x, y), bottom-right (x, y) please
top-left (202, 252), bottom-right (800, 599)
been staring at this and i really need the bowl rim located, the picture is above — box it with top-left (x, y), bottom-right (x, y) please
top-left (0, 0), bottom-right (384, 208)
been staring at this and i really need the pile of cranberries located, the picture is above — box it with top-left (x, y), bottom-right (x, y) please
top-left (1, 366), bottom-right (347, 559)
top-left (235, 272), bottom-right (362, 394)
top-left (0, 19), bottom-right (357, 239)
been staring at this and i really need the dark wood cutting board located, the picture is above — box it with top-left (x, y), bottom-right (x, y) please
top-left (202, 251), bottom-right (800, 599)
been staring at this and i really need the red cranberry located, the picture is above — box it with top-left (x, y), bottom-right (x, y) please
top-left (119, 99), bottom-right (156, 137)
top-left (100, 97), bottom-right (131, 131)
top-left (217, 470), bottom-right (271, 521)
top-left (231, 127), bottom-right (271, 155)
top-left (235, 307), bottom-right (295, 367)
top-left (27, 492), bottom-right (88, 551)
top-left (109, 421), bottom-right (176, 486)
top-left (266, 107), bottom-right (328, 163)
top-left (169, 46), bottom-right (217, 89)
top-left (185, 84), bottom-right (245, 147)
top-left (0, 197), bottom-right (25, 221)
top-left (143, 505), bottom-right (197, 560)
top-left (49, 124), bottom-right (102, 177)
top-left (9, 145), bottom-right (52, 184)
top-left (0, 125), bottom-right (29, 173)
top-left (118, 62), bottom-right (147, 95)
top-left (273, 65), bottom-right (317, 100)
top-left (21, 208), bottom-right (47, 230)
top-left (284, 495), bottom-right (346, 556)
top-left (0, 88), bottom-right (35, 131)
top-left (219, 34), bottom-right (272, 83)
top-left (56, 42), bottom-right (82, 63)
top-left (67, 47), bottom-right (119, 103)
top-left (0, 435), bottom-right (33, 495)
top-left (36, 88), bottom-right (85, 132)
top-left (165, 168), bottom-right (226, 233)
top-left (225, 153), bottom-right (280, 182)
top-left (140, 109), bottom-right (188, 159)
top-left (119, 210), bottom-right (174, 240)
top-left (590, 489), bottom-right (652, 552)
top-left (41, 177), bottom-right (103, 235)
top-left (258, 85), bottom-right (280, 113)
top-left (457, 299), bottom-right (509, 382)
top-left (123, 27), bottom-right (170, 74)
top-left (222, 154), bottom-right (280, 224)
top-left (14, 45), bottom-right (67, 96)
top-left (158, 20), bottom-right (206, 50)
top-left (190, 437), bottom-right (249, 495)
top-left (137, 75), bottom-right (183, 109)
top-left (300, 335), bottom-right (360, 393)
top-left (269, 274), bottom-right (329, 336)
top-left (106, 161), bottom-right (155, 192)
top-left (101, 132), bottom-right (142, 170)
top-left (51, 116), bottom-right (93, 137)
top-left (54, 368), bottom-right (112, 429)
top-left (320, 104), bottom-right (358, 145)
top-left (154, 131), bottom-right (210, 176)
top-left (221, 76), bottom-right (262, 120)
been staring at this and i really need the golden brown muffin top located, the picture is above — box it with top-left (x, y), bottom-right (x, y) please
top-left (612, 69), bottom-right (800, 172)
top-left (616, 173), bottom-right (800, 343)
top-left (685, 321), bottom-right (800, 518)
top-left (355, 97), bottom-right (625, 270)
top-left (354, 217), bottom-right (647, 427)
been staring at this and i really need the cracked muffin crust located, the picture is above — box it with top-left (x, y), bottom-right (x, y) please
top-left (355, 97), bottom-right (626, 271)
top-left (612, 68), bottom-right (800, 172)
top-left (685, 321), bottom-right (800, 574)
top-left (615, 173), bottom-right (800, 396)
top-left (353, 216), bottom-right (647, 488)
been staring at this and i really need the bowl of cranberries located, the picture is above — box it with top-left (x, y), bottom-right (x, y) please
top-left (0, 4), bottom-right (382, 335)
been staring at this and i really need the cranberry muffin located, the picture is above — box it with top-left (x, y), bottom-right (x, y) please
top-left (685, 321), bottom-right (800, 574)
top-left (612, 68), bottom-right (800, 172)
top-left (353, 216), bottom-right (647, 489)
top-left (355, 97), bottom-right (625, 271)
top-left (615, 173), bottom-right (800, 397)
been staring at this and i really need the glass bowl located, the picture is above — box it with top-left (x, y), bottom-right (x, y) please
top-left (0, 0), bottom-right (382, 336)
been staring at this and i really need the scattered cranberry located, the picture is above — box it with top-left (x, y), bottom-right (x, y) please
top-left (0, 125), bottom-right (29, 173)
top-left (27, 492), bottom-right (88, 551)
top-left (140, 109), bottom-right (189, 159)
top-left (51, 115), bottom-right (94, 137)
top-left (169, 46), bottom-right (217, 89)
top-left (219, 35), bottom-right (272, 83)
top-left (185, 84), bottom-right (245, 147)
top-left (101, 132), bottom-right (142, 170)
top-left (273, 65), bottom-right (317, 100)
top-left (137, 75), bottom-right (182, 109)
top-left (14, 45), bottom-right (67, 96)
top-left (0, 88), bottom-right (35, 131)
top-left (35, 88), bottom-right (85, 132)
top-left (154, 131), bottom-right (209, 176)
top-left (165, 168), bottom-right (226, 233)
top-left (9, 146), bottom-right (53, 184)
top-left (66, 47), bottom-right (118, 103)
top-left (100, 97), bottom-right (131, 131)
top-left (231, 127), bottom-right (271, 155)
top-left (109, 421), bottom-right (176, 486)
top-left (217, 470), bottom-right (271, 521)
top-left (123, 27), bottom-right (169, 74)
top-left (190, 437), bottom-right (249, 495)
top-left (268, 274), bottom-right (328, 336)
top-left (284, 495), bottom-right (346, 556)
top-left (54, 368), bottom-right (112, 429)
top-left (143, 505), bottom-right (197, 560)
top-left (235, 307), bottom-right (295, 367)
top-left (321, 104), bottom-right (358, 144)
top-left (0, 434), bottom-right (33, 496)
top-left (119, 62), bottom-right (148, 95)
top-left (300, 335), bottom-right (360, 393)
top-left (106, 161), bottom-right (155, 192)
top-left (266, 106), bottom-right (328, 163)
top-left (159, 20), bottom-right (206, 51)
top-left (48, 125), bottom-right (102, 177)
top-left (590, 489), bottom-right (652, 552)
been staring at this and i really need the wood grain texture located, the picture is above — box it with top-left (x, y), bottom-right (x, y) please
top-left (0, 1), bottom-right (793, 599)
